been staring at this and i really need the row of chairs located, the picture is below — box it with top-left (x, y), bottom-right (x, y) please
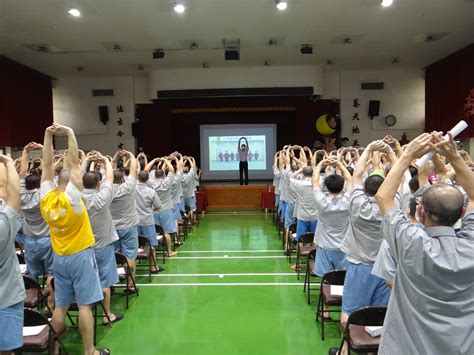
top-left (272, 205), bottom-right (387, 354)
top-left (16, 208), bottom-right (200, 354)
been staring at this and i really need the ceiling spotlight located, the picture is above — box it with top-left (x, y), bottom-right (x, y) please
top-left (173, 3), bottom-right (186, 13)
top-left (202, 63), bottom-right (209, 69)
top-left (68, 8), bottom-right (81, 17)
top-left (76, 66), bottom-right (84, 72)
top-left (264, 61), bottom-right (271, 66)
top-left (392, 57), bottom-right (400, 64)
top-left (381, 0), bottom-right (393, 7)
top-left (343, 37), bottom-right (353, 45)
top-left (152, 49), bottom-right (165, 59)
top-left (300, 44), bottom-right (313, 55)
top-left (326, 59), bottom-right (334, 65)
top-left (137, 64), bottom-right (144, 71)
top-left (276, 0), bottom-right (288, 10)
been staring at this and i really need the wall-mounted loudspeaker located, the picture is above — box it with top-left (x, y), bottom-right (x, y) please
top-left (368, 100), bottom-right (380, 119)
top-left (98, 106), bottom-right (109, 125)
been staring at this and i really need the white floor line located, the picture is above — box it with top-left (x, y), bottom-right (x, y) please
top-left (135, 272), bottom-right (296, 277)
top-left (173, 255), bottom-right (286, 259)
top-left (177, 250), bottom-right (282, 253)
top-left (135, 282), bottom-right (306, 287)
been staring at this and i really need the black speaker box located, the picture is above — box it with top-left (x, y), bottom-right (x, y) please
top-left (368, 100), bottom-right (380, 119)
top-left (98, 106), bottom-right (109, 125)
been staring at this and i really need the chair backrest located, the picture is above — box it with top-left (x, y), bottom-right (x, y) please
top-left (138, 235), bottom-right (150, 249)
top-left (307, 248), bottom-right (316, 262)
top-left (347, 306), bottom-right (387, 327)
top-left (321, 269), bottom-right (346, 285)
top-left (115, 252), bottom-right (128, 265)
top-left (155, 224), bottom-right (164, 235)
top-left (15, 240), bottom-right (24, 253)
top-left (299, 232), bottom-right (314, 244)
top-left (17, 253), bottom-right (25, 265)
top-left (289, 223), bottom-right (297, 233)
top-left (23, 275), bottom-right (41, 291)
top-left (24, 308), bottom-right (48, 327)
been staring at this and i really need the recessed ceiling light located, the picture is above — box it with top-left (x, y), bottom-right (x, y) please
top-left (174, 3), bottom-right (185, 13)
top-left (381, 0), bottom-right (393, 7)
top-left (276, 1), bottom-right (288, 10)
top-left (68, 8), bottom-right (81, 17)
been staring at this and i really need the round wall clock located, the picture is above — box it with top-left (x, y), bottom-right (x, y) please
top-left (385, 115), bottom-right (397, 127)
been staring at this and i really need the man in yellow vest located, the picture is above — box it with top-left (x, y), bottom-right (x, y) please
top-left (40, 124), bottom-right (109, 355)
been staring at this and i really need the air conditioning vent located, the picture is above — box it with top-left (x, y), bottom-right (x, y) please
top-left (92, 89), bottom-right (114, 97)
top-left (361, 82), bottom-right (384, 90)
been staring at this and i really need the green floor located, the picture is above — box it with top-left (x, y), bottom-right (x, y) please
top-left (63, 213), bottom-right (341, 354)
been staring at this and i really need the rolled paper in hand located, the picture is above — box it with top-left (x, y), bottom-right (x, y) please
top-left (416, 120), bottom-right (468, 169)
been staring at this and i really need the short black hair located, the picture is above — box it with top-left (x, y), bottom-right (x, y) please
top-left (409, 175), bottom-right (420, 194)
top-left (155, 169), bottom-right (165, 179)
top-left (325, 174), bottom-right (345, 194)
top-left (409, 197), bottom-right (417, 218)
top-left (25, 172), bottom-right (41, 190)
top-left (83, 172), bottom-right (101, 189)
top-left (422, 184), bottom-right (464, 226)
top-left (364, 175), bottom-right (384, 196)
top-left (409, 166), bottom-right (418, 177)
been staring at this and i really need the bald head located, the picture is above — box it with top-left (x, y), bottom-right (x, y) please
top-left (138, 170), bottom-right (149, 183)
top-left (302, 166), bottom-right (313, 178)
top-left (113, 169), bottom-right (124, 184)
top-left (422, 183), bottom-right (464, 226)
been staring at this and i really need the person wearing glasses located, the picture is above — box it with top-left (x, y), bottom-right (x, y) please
top-left (375, 132), bottom-right (474, 355)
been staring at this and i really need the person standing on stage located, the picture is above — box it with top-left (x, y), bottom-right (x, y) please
top-left (238, 137), bottom-right (249, 185)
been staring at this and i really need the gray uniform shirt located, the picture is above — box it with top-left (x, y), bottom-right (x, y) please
top-left (0, 203), bottom-right (26, 308)
top-left (135, 182), bottom-right (162, 226)
top-left (171, 173), bottom-right (183, 205)
top-left (285, 170), bottom-right (297, 205)
top-left (83, 182), bottom-right (118, 249)
top-left (379, 208), bottom-right (474, 355)
top-left (148, 173), bottom-right (175, 211)
top-left (340, 185), bottom-right (384, 264)
top-left (290, 178), bottom-right (317, 222)
top-left (181, 172), bottom-right (195, 198)
top-left (314, 188), bottom-right (351, 250)
top-left (110, 176), bottom-right (139, 230)
top-left (20, 179), bottom-right (50, 237)
top-left (273, 169), bottom-right (281, 195)
top-left (279, 168), bottom-right (289, 202)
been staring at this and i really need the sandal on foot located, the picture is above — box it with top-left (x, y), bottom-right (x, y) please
top-left (103, 312), bottom-right (124, 326)
top-left (97, 349), bottom-right (111, 355)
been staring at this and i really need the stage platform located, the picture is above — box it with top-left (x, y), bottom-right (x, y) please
top-left (198, 185), bottom-right (274, 211)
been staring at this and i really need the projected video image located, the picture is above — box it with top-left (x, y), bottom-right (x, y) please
top-left (209, 135), bottom-right (266, 171)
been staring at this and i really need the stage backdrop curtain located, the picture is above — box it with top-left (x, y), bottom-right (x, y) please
top-left (0, 56), bottom-right (53, 147)
top-left (425, 44), bottom-right (474, 138)
top-left (136, 96), bottom-right (339, 166)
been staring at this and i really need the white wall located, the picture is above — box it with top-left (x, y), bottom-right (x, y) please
top-left (323, 69), bottom-right (425, 145)
top-left (148, 66), bottom-right (323, 99)
top-left (53, 77), bottom-right (137, 154)
top-left (52, 67), bottom-right (426, 153)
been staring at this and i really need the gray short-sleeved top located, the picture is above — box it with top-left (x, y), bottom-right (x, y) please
top-left (0, 203), bottom-right (26, 309)
top-left (83, 182), bottom-right (118, 249)
top-left (379, 208), bottom-right (474, 355)
top-left (110, 176), bottom-right (139, 230)
top-left (181, 172), bottom-right (195, 198)
top-left (340, 185), bottom-right (385, 264)
top-left (314, 188), bottom-right (351, 250)
top-left (135, 182), bottom-right (162, 226)
top-left (20, 179), bottom-right (50, 237)
top-left (148, 173), bottom-right (175, 211)
top-left (290, 178), bottom-right (317, 222)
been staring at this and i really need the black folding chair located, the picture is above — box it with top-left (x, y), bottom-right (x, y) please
top-left (114, 252), bottom-right (139, 309)
top-left (18, 308), bottom-right (67, 354)
top-left (294, 232), bottom-right (316, 280)
top-left (337, 306), bottom-right (387, 354)
top-left (316, 269), bottom-right (346, 340)
top-left (303, 248), bottom-right (319, 304)
top-left (137, 235), bottom-right (158, 282)
top-left (155, 225), bottom-right (167, 263)
top-left (23, 275), bottom-right (51, 315)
